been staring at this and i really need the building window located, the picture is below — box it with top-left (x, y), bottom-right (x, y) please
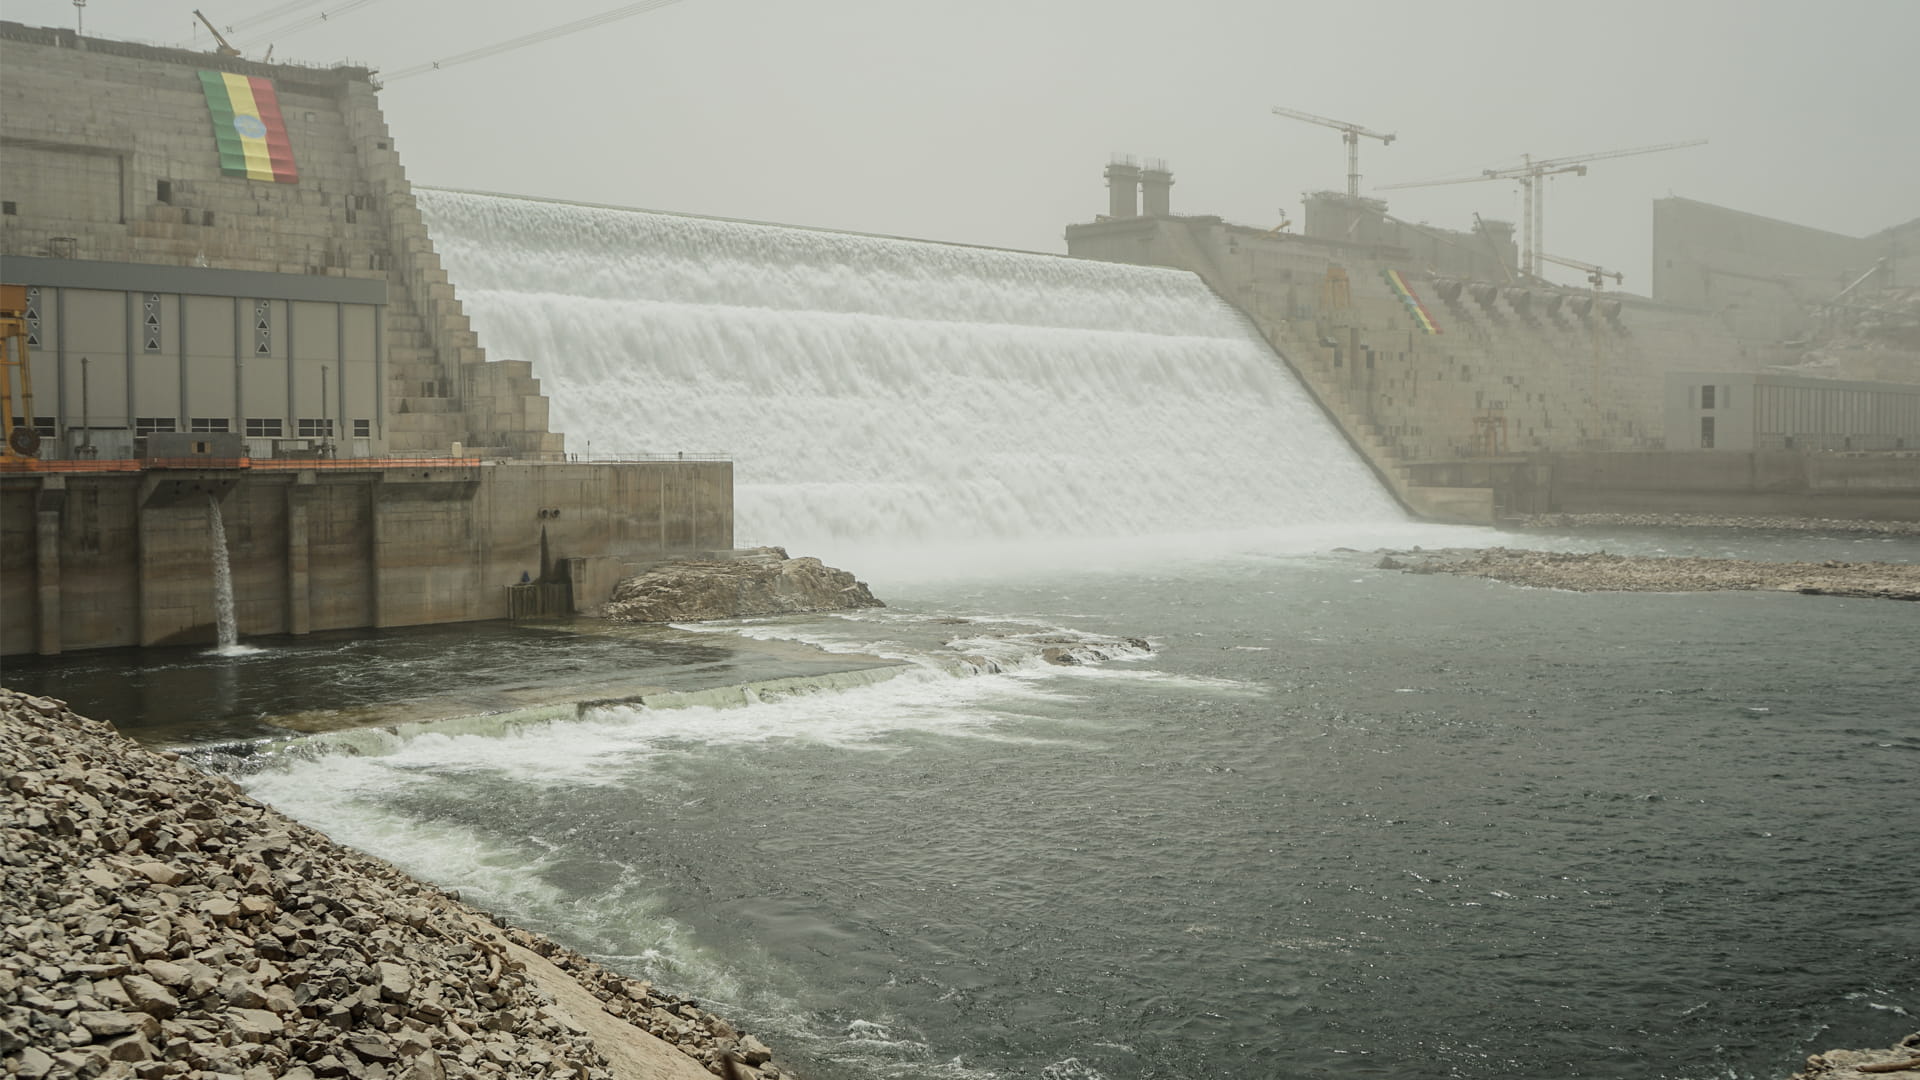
top-left (134, 417), bottom-right (177, 436)
top-left (190, 418), bottom-right (231, 433)
top-left (203, 210), bottom-right (215, 227)
top-left (1, 201), bottom-right (15, 216)
top-left (297, 418), bottom-right (335, 438)
top-left (1700, 416), bottom-right (1715, 449)
top-left (245, 418), bottom-right (283, 438)
top-left (157, 180), bottom-right (173, 204)
top-left (14, 417), bottom-right (56, 436)
top-left (352, 418), bottom-right (371, 438)
top-left (1700, 384), bottom-right (1715, 410)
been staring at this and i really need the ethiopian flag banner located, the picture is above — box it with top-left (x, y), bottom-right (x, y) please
top-left (1382, 269), bottom-right (1442, 335)
top-left (198, 70), bottom-right (299, 183)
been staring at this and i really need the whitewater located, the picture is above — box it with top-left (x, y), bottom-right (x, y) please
top-left (416, 188), bottom-right (1406, 568)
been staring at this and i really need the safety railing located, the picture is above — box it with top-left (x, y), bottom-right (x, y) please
top-left (557, 451), bottom-right (732, 463)
top-left (0, 455), bottom-right (482, 474)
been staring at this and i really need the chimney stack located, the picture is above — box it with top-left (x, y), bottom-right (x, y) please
top-left (1104, 156), bottom-right (1141, 220)
top-left (1140, 159), bottom-right (1173, 217)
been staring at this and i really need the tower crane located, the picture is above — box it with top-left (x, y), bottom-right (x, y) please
top-left (1270, 105), bottom-right (1395, 199)
top-left (1537, 251), bottom-right (1622, 291)
top-left (193, 9), bottom-right (242, 57)
top-left (1377, 139), bottom-right (1706, 279)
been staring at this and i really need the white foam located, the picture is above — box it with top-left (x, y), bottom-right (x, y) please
top-left (419, 189), bottom-right (1409, 572)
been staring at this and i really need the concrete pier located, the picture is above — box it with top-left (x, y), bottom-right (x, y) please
top-left (0, 459), bottom-right (732, 656)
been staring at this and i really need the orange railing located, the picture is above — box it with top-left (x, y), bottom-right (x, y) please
top-left (0, 456), bottom-right (482, 474)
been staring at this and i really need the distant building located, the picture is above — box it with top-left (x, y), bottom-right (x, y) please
top-left (1651, 197), bottom-right (1919, 343)
top-left (1666, 371), bottom-right (1920, 452)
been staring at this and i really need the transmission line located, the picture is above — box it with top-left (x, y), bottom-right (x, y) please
top-left (236, 0), bottom-right (385, 48)
top-left (382, 0), bottom-right (688, 82)
top-left (225, 0), bottom-right (332, 32)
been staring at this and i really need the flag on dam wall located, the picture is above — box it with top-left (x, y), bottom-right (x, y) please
top-left (1382, 269), bottom-right (1442, 335)
top-left (198, 71), bottom-right (299, 184)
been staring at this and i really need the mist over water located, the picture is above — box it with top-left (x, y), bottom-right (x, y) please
top-left (418, 189), bottom-right (1403, 565)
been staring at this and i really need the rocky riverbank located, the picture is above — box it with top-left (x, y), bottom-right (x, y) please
top-left (604, 548), bottom-right (882, 623)
top-left (1376, 547), bottom-right (1920, 600)
top-left (1786, 1033), bottom-right (1920, 1078)
top-left (1517, 512), bottom-right (1920, 536)
top-left (0, 687), bottom-right (790, 1080)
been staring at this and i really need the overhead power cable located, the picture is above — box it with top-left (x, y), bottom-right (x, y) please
top-left (381, 0), bottom-right (688, 82)
top-left (237, 0), bottom-right (385, 48)
top-left (225, 0), bottom-right (333, 33)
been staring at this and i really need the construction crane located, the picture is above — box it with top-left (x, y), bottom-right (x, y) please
top-left (1270, 105), bottom-right (1395, 199)
top-left (1537, 251), bottom-right (1623, 291)
top-left (1, 284), bottom-right (41, 460)
top-left (193, 9), bottom-right (243, 57)
top-left (1378, 139), bottom-right (1706, 280)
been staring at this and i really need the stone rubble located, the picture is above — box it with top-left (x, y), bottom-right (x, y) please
top-left (1786, 1032), bottom-right (1920, 1079)
top-left (603, 548), bottom-right (882, 623)
top-left (0, 687), bottom-right (794, 1080)
top-left (1517, 512), bottom-right (1920, 536)
top-left (1375, 546), bottom-right (1920, 601)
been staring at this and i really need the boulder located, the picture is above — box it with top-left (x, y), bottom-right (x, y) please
top-left (605, 547), bottom-right (884, 622)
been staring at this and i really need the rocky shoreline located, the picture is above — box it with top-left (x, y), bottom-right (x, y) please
top-left (1516, 512), bottom-right (1920, 536)
top-left (1377, 547), bottom-right (1920, 601)
top-left (0, 687), bottom-right (791, 1080)
top-left (1785, 1033), bottom-right (1920, 1078)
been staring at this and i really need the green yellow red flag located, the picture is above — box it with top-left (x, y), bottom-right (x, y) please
top-left (198, 70), bottom-right (299, 183)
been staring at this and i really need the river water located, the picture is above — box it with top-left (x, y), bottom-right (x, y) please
top-left (13, 190), bottom-right (1912, 1079)
top-left (12, 528), bottom-right (1916, 1080)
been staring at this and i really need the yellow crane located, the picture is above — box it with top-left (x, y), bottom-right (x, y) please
top-left (1270, 105), bottom-right (1395, 199)
top-left (1378, 139), bottom-right (1706, 280)
top-left (193, 8), bottom-right (243, 57)
top-left (1, 284), bottom-right (41, 460)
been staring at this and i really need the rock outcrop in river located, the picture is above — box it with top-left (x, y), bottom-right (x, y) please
top-left (604, 547), bottom-right (882, 623)
top-left (1376, 547), bottom-right (1920, 601)
top-left (1785, 1032), bottom-right (1920, 1078)
top-left (0, 687), bottom-right (788, 1080)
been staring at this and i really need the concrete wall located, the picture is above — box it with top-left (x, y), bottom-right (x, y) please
top-left (1651, 197), bottom-right (1875, 341)
top-left (0, 460), bottom-right (733, 656)
top-left (0, 21), bottom-right (559, 460)
top-left (1068, 212), bottom-right (1755, 468)
top-left (1665, 372), bottom-right (1920, 453)
top-left (1537, 450), bottom-right (1920, 520)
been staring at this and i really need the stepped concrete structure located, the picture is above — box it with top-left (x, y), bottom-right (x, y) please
top-left (0, 20), bottom-right (556, 460)
top-left (1069, 168), bottom-right (1920, 522)
top-left (0, 23), bottom-right (732, 655)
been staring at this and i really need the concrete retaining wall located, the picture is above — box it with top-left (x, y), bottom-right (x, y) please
top-left (0, 461), bottom-right (732, 656)
top-left (1401, 451), bottom-right (1920, 521)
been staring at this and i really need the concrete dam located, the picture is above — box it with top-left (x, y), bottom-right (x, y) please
top-left (417, 189), bottom-right (1403, 555)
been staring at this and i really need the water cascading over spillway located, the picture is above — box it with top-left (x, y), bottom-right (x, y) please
top-left (419, 189), bottom-right (1403, 550)
top-left (207, 494), bottom-right (238, 651)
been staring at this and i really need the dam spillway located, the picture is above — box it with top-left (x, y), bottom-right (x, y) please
top-left (418, 189), bottom-right (1403, 551)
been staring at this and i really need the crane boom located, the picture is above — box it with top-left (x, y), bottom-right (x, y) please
top-left (1372, 138), bottom-right (1705, 279)
top-left (193, 9), bottom-right (242, 57)
top-left (1511, 138), bottom-right (1708, 176)
top-left (1271, 105), bottom-right (1395, 199)
top-left (1538, 251), bottom-right (1623, 289)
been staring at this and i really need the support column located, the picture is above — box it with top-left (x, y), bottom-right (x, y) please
top-left (368, 474), bottom-right (386, 627)
top-left (35, 478), bottom-right (65, 656)
top-left (286, 472), bottom-right (313, 635)
top-left (134, 476), bottom-right (158, 647)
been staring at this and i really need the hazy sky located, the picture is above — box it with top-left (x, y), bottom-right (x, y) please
top-left (11, 0), bottom-right (1918, 289)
